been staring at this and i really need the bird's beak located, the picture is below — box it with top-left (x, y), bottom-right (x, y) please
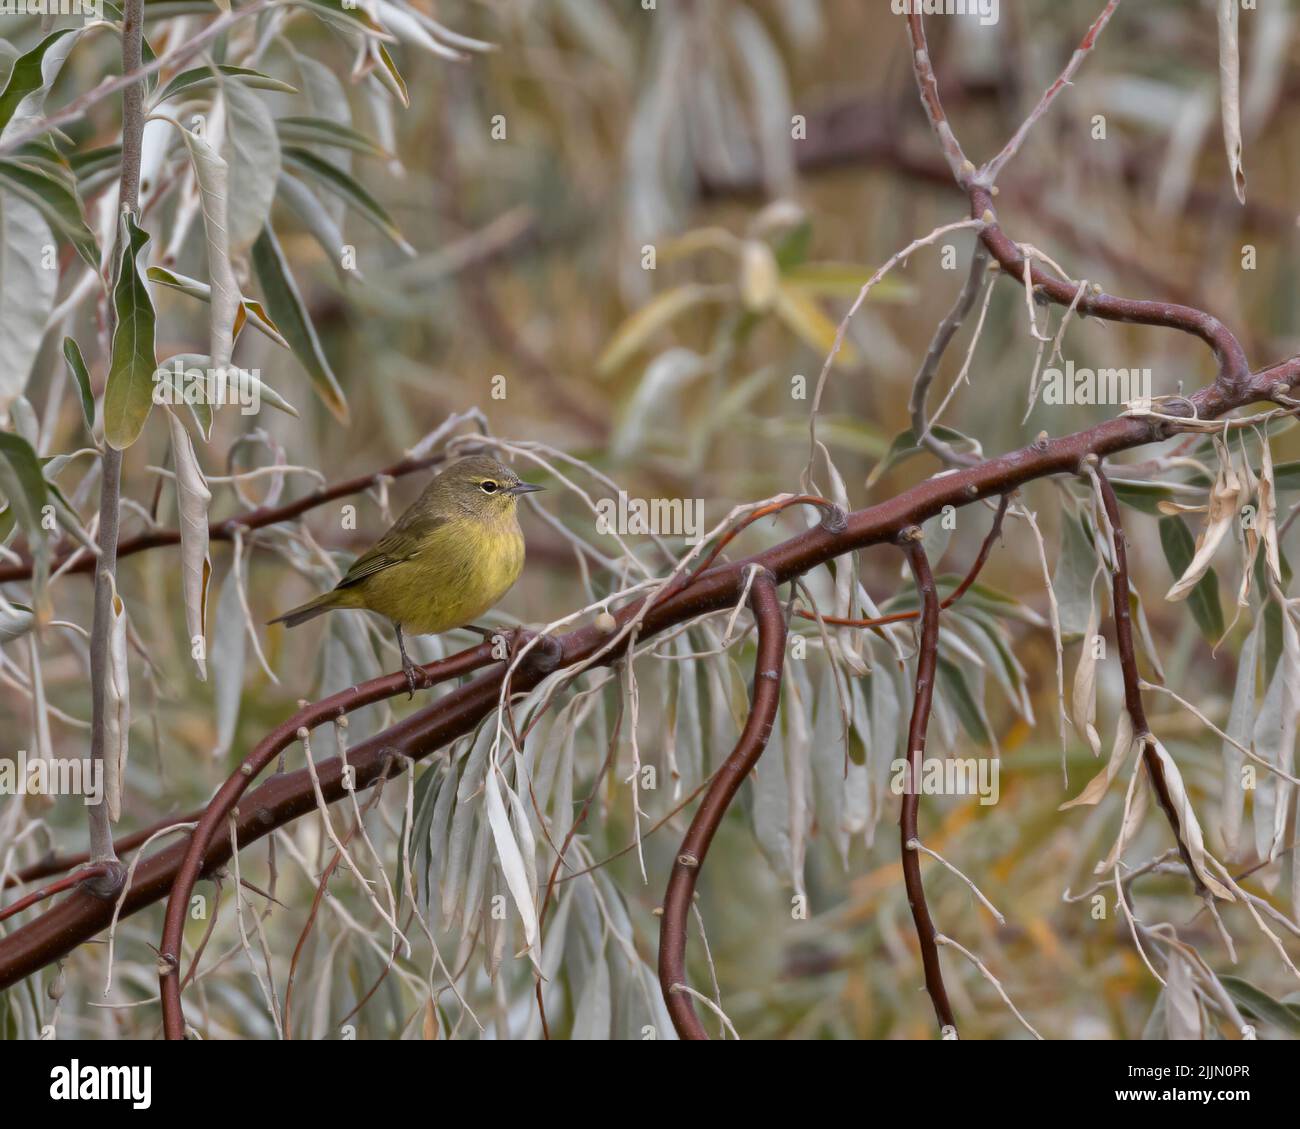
top-left (507, 482), bottom-right (545, 496)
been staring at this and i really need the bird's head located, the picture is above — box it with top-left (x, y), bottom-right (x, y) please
top-left (436, 454), bottom-right (544, 519)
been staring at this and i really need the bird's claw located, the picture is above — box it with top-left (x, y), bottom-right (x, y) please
top-left (402, 658), bottom-right (420, 700)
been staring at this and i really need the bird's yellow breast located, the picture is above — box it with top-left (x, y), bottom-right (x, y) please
top-left (353, 513), bottom-right (525, 635)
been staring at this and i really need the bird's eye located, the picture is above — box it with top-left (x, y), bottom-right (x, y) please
top-left (480, 480), bottom-right (498, 494)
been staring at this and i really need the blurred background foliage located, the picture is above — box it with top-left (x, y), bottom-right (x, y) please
top-left (3, 0), bottom-right (1300, 1039)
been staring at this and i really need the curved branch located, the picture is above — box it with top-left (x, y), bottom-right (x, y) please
top-left (657, 568), bottom-right (786, 1039)
top-left (897, 528), bottom-right (956, 1034)
top-left (1093, 465), bottom-right (1206, 895)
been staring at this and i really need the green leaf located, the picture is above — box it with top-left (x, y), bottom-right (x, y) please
top-left (0, 600), bottom-right (34, 644)
top-left (772, 285), bottom-right (859, 366)
top-left (1221, 976), bottom-right (1300, 1036)
top-left (955, 607), bottom-right (1033, 720)
top-left (0, 158), bottom-right (97, 266)
top-left (596, 283), bottom-right (725, 376)
top-left (937, 655), bottom-right (993, 746)
top-left (374, 44), bottom-right (409, 107)
top-left (1157, 516), bottom-right (1224, 643)
top-left (276, 115), bottom-right (390, 159)
top-left (147, 265), bottom-right (289, 349)
top-left (152, 63), bottom-right (298, 107)
top-left (61, 337), bottom-right (94, 428)
top-left (1256, 546), bottom-right (1292, 682)
top-left (773, 219), bottom-right (811, 271)
top-left (153, 354), bottom-right (212, 439)
top-left (397, 763), bottom-right (443, 902)
top-left (0, 431), bottom-right (51, 598)
top-left (1109, 479), bottom-right (1183, 515)
top-left (886, 577), bottom-right (1043, 626)
top-left (946, 580), bottom-right (1047, 627)
top-left (750, 413), bottom-right (888, 458)
top-left (103, 214), bottom-right (159, 450)
top-left (866, 425), bottom-right (977, 488)
top-left (69, 145), bottom-right (122, 185)
top-left (0, 29), bottom-right (78, 137)
top-left (0, 431), bottom-right (49, 530)
top-left (251, 226), bottom-right (348, 423)
top-left (282, 147), bottom-right (413, 254)
top-left (1055, 510), bottom-right (1098, 641)
top-left (781, 262), bottom-right (916, 302)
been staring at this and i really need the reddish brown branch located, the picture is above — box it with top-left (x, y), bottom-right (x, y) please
top-left (897, 528), bottom-right (956, 1034)
top-left (983, 0), bottom-right (1123, 183)
top-left (1093, 465), bottom-right (1206, 895)
top-left (794, 491), bottom-right (1009, 629)
top-left (657, 568), bottom-right (786, 1039)
top-left (0, 864), bottom-right (112, 925)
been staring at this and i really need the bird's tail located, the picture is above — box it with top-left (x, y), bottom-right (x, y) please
top-left (267, 591), bottom-right (339, 629)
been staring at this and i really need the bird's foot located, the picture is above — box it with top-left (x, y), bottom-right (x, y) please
top-left (401, 654), bottom-right (421, 700)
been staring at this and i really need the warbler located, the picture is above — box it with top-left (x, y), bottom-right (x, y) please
top-left (269, 454), bottom-right (543, 695)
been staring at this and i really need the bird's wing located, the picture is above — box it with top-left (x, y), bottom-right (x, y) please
top-left (334, 512), bottom-right (447, 590)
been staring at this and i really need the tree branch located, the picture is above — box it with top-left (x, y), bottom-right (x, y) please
top-left (897, 528), bottom-right (956, 1034)
top-left (1093, 464), bottom-right (1207, 896)
top-left (657, 568), bottom-right (785, 1039)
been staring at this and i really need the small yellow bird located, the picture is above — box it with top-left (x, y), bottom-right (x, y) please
top-left (269, 454), bottom-right (542, 695)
